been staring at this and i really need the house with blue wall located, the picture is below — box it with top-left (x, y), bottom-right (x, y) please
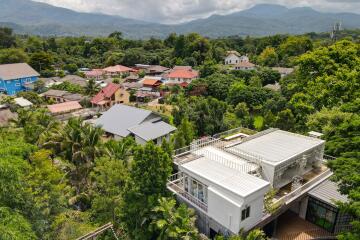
top-left (0, 63), bottom-right (40, 95)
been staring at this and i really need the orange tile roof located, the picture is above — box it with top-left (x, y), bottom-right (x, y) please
top-left (143, 79), bottom-right (162, 86)
top-left (103, 65), bottom-right (135, 73)
top-left (47, 101), bottom-right (82, 114)
top-left (167, 69), bottom-right (199, 79)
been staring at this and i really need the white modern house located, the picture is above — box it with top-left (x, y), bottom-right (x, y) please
top-left (225, 51), bottom-right (250, 65)
top-left (168, 128), bottom-right (334, 237)
top-left (95, 104), bottom-right (176, 145)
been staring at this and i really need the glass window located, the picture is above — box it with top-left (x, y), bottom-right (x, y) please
top-left (306, 197), bottom-right (338, 232)
top-left (241, 206), bottom-right (251, 221)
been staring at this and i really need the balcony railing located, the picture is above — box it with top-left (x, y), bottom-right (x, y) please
top-left (167, 173), bottom-right (208, 213)
top-left (273, 168), bottom-right (332, 205)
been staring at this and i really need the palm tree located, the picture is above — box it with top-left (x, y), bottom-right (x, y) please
top-left (44, 118), bottom-right (104, 193)
top-left (150, 197), bottom-right (199, 240)
top-left (104, 137), bottom-right (135, 165)
top-left (85, 78), bottom-right (100, 96)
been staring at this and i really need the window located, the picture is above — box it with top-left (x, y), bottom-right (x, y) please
top-left (15, 83), bottom-right (21, 87)
top-left (241, 206), bottom-right (250, 221)
top-left (306, 197), bottom-right (338, 232)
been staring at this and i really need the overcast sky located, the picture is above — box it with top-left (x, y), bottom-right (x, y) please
top-left (34, 0), bottom-right (360, 23)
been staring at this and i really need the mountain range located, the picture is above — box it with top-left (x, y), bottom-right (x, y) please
top-left (1, 0), bottom-right (360, 38)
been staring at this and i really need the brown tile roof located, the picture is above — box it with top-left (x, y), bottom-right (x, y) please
top-left (47, 101), bottom-right (82, 114)
top-left (0, 63), bottom-right (39, 80)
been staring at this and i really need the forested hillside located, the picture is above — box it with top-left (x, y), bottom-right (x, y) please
top-left (1, 1), bottom-right (360, 38)
top-left (0, 27), bottom-right (359, 239)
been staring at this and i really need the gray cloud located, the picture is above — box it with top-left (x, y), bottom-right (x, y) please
top-left (33, 0), bottom-right (360, 23)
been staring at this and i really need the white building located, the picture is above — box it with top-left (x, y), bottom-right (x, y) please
top-left (225, 51), bottom-right (250, 65)
top-left (168, 128), bottom-right (329, 237)
top-left (164, 66), bottom-right (199, 85)
top-left (233, 62), bottom-right (256, 71)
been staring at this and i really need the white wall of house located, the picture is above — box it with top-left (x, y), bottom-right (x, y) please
top-left (166, 77), bottom-right (195, 84)
top-left (207, 184), bottom-right (269, 233)
top-left (225, 54), bottom-right (241, 65)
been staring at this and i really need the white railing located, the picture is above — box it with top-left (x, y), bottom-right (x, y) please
top-left (167, 173), bottom-right (208, 212)
top-left (173, 137), bottom-right (220, 156)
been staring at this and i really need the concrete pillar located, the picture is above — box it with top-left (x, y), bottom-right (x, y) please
top-left (299, 196), bottom-right (309, 219)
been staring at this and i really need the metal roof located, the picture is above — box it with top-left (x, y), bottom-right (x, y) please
top-left (14, 97), bottom-right (33, 107)
top-left (0, 63), bottom-right (39, 80)
top-left (128, 121), bottom-right (176, 141)
top-left (95, 104), bottom-right (155, 137)
top-left (309, 179), bottom-right (348, 206)
top-left (180, 155), bottom-right (269, 198)
top-left (41, 89), bottom-right (68, 97)
top-left (194, 146), bottom-right (258, 173)
top-left (229, 130), bottom-right (325, 166)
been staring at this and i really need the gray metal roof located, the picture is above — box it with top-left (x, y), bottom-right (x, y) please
top-left (128, 121), bottom-right (176, 141)
top-left (180, 156), bottom-right (269, 198)
top-left (309, 179), bottom-right (348, 206)
top-left (41, 89), bottom-right (68, 97)
top-left (0, 63), bottom-right (39, 80)
top-left (229, 129), bottom-right (325, 166)
top-left (95, 104), bottom-right (155, 137)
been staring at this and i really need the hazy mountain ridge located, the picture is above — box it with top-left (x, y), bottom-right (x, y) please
top-left (0, 0), bottom-right (359, 38)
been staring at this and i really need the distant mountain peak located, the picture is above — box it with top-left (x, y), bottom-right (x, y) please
top-left (0, 1), bottom-right (359, 38)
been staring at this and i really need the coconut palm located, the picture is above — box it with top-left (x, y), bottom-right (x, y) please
top-left (150, 197), bottom-right (199, 240)
top-left (84, 78), bottom-right (100, 96)
top-left (44, 118), bottom-right (104, 194)
top-left (104, 137), bottom-right (135, 165)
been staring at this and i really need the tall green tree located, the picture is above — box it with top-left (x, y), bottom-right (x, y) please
top-left (121, 142), bottom-right (172, 239)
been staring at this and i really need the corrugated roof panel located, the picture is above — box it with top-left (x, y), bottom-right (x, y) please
top-left (180, 157), bottom-right (269, 198)
top-left (95, 104), bottom-right (153, 137)
top-left (309, 179), bottom-right (348, 206)
top-left (127, 121), bottom-right (176, 141)
top-left (229, 130), bottom-right (324, 165)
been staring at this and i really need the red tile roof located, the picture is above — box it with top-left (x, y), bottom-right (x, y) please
top-left (167, 69), bottom-right (199, 79)
top-left (143, 79), bottom-right (162, 87)
top-left (85, 69), bottom-right (104, 77)
top-left (91, 83), bottom-right (120, 104)
top-left (47, 101), bottom-right (82, 114)
top-left (179, 82), bottom-right (189, 88)
top-left (103, 65), bottom-right (135, 73)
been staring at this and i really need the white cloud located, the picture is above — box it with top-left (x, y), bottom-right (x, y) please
top-left (33, 0), bottom-right (360, 23)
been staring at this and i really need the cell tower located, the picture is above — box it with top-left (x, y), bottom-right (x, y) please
top-left (330, 21), bottom-right (342, 42)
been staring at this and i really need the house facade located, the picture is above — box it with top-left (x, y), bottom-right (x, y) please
top-left (91, 83), bottom-right (129, 110)
top-left (165, 66), bottom-right (199, 85)
top-left (0, 63), bottom-right (40, 95)
top-left (168, 128), bottom-right (339, 237)
top-left (234, 61), bottom-right (256, 71)
top-left (225, 51), bottom-right (250, 65)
